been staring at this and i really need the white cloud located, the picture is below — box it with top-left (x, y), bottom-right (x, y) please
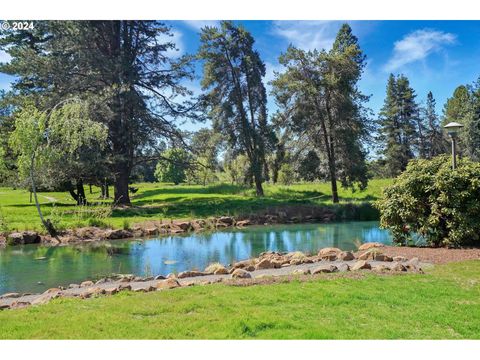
top-left (0, 50), bottom-right (11, 64)
top-left (156, 29), bottom-right (185, 58)
top-left (183, 20), bottom-right (220, 32)
top-left (272, 20), bottom-right (342, 51)
top-left (384, 29), bottom-right (456, 72)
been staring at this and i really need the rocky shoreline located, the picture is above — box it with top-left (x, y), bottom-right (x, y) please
top-left (0, 243), bottom-right (426, 310)
top-left (0, 206), bottom-right (336, 246)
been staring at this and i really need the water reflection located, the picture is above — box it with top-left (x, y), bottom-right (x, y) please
top-left (0, 221), bottom-right (392, 294)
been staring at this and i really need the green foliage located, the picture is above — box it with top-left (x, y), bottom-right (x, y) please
top-left (376, 155), bottom-right (480, 247)
top-left (154, 148), bottom-right (192, 185)
top-left (277, 163), bottom-right (295, 185)
top-left (271, 24), bottom-right (371, 201)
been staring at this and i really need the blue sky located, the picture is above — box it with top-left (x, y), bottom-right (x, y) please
top-left (1, 20), bottom-right (480, 131)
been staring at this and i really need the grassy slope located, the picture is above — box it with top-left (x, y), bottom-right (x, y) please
top-left (0, 260), bottom-right (478, 339)
top-left (0, 179), bottom-right (392, 232)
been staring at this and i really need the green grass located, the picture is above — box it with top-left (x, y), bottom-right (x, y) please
top-left (0, 179), bottom-right (392, 232)
top-left (0, 260), bottom-right (478, 339)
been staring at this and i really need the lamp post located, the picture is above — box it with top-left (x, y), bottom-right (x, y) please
top-left (444, 122), bottom-right (464, 169)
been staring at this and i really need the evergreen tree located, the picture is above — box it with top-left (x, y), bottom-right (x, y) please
top-left (377, 74), bottom-right (418, 176)
top-left (198, 21), bottom-right (273, 196)
top-left (422, 91), bottom-right (446, 158)
top-left (272, 24), bottom-right (370, 203)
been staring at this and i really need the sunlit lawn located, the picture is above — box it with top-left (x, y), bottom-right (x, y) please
top-left (0, 179), bottom-right (392, 232)
top-left (0, 260), bottom-right (478, 339)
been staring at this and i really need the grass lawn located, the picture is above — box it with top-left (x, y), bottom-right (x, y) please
top-left (0, 260), bottom-right (478, 339)
top-left (0, 179), bottom-right (392, 232)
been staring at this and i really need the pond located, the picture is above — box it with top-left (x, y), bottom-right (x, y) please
top-left (0, 221), bottom-right (392, 294)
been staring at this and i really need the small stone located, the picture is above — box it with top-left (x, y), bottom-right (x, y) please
top-left (218, 216), bottom-right (234, 225)
top-left (393, 256), bottom-right (408, 262)
top-left (166, 273), bottom-right (176, 279)
top-left (244, 265), bottom-right (256, 272)
top-left (318, 247), bottom-right (342, 257)
top-left (80, 280), bottom-right (94, 287)
top-left (9, 301), bottom-right (31, 309)
top-left (118, 284), bottom-right (132, 291)
top-left (95, 278), bottom-right (108, 285)
top-left (351, 260), bottom-right (372, 271)
top-left (338, 251), bottom-right (355, 261)
top-left (176, 222), bottom-right (192, 231)
top-left (80, 287), bottom-right (105, 299)
top-left (213, 267), bottom-right (229, 275)
top-left (43, 288), bottom-right (61, 294)
top-left (231, 269), bottom-right (252, 279)
top-left (236, 220), bottom-right (251, 227)
top-left (156, 278), bottom-right (181, 290)
top-left (204, 263), bottom-right (228, 274)
top-left (154, 275), bottom-right (166, 280)
top-left (408, 257), bottom-right (420, 267)
top-left (32, 291), bottom-right (62, 305)
top-left (374, 253), bottom-right (393, 262)
top-left (68, 284), bottom-right (80, 289)
top-left (312, 264), bottom-right (338, 274)
top-left (291, 268), bottom-right (310, 275)
top-left (358, 242), bottom-right (385, 251)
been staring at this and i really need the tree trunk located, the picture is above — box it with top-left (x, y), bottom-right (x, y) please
top-left (114, 162), bottom-right (131, 205)
top-left (76, 179), bottom-right (87, 206)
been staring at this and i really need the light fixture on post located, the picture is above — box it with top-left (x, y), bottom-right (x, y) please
top-left (443, 122), bottom-right (464, 169)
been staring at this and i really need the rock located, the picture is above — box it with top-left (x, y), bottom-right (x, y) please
top-left (154, 275), bottom-right (166, 280)
top-left (336, 263), bottom-right (351, 272)
top-left (32, 291), bottom-right (62, 305)
top-left (68, 283), bottom-right (80, 289)
top-left (104, 229), bottom-right (133, 240)
top-left (144, 227), bottom-right (158, 236)
top-left (291, 268), bottom-right (310, 275)
top-left (156, 278), bottom-right (181, 290)
top-left (119, 274), bottom-right (135, 282)
top-left (176, 222), bottom-right (192, 231)
top-left (374, 253), bottom-right (393, 262)
top-left (312, 264), bottom-right (338, 274)
top-left (177, 270), bottom-right (206, 279)
top-left (393, 256), bottom-right (408, 262)
top-left (79, 287), bottom-right (105, 299)
top-left (407, 257), bottom-right (420, 266)
top-left (9, 301), bottom-right (31, 309)
top-left (232, 259), bottom-right (256, 270)
top-left (80, 280), bottom-right (94, 287)
top-left (351, 260), bottom-right (372, 271)
top-left (104, 287), bottom-right (119, 296)
top-left (204, 263), bottom-right (228, 274)
top-left (318, 247), bottom-right (341, 261)
top-left (255, 258), bottom-right (274, 270)
top-left (218, 216), bottom-right (234, 226)
top-left (143, 276), bottom-right (154, 282)
top-left (95, 278), bottom-right (109, 285)
top-left (6, 231), bottom-right (40, 245)
top-left (43, 288), bottom-right (61, 294)
top-left (358, 249), bottom-right (392, 261)
top-left (118, 284), bottom-right (132, 292)
top-left (166, 273), bottom-right (176, 279)
top-left (338, 251), bottom-right (355, 261)
top-left (0, 304), bottom-right (10, 310)
top-left (231, 269), bottom-right (252, 279)
top-left (236, 220), bottom-right (251, 227)
top-left (391, 262), bottom-right (407, 272)
top-left (372, 264), bottom-right (390, 272)
top-left (358, 242), bottom-right (385, 251)
top-left (134, 285), bottom-right (157, 293)
top-left (0, 292), bottom-right (21, 299)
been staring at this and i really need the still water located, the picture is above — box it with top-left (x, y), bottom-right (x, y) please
top-left (0, 221), bottom-right (392, 294)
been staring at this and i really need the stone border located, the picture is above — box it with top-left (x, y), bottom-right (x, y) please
top-left (0, 206), bottom-right (338, 246)
top-left (0, 244), bottom-right (426, 310)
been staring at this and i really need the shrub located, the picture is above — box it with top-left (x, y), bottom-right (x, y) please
top-left (277, 163), bottom-right (295, 185)
top-left (376, 155), bottom-right (480, 247)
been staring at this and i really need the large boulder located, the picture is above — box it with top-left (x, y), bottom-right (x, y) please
top-left (176, 222), bottom-right (192, 231)
top-left (312, 264), bottom-right (338, 274)
top-left (351, 260), bottom-right (372, 271)
top-left (318, 247), bottom-right (342, 261)
top-left (358, 242), bottom-right (385, 251)
top-left (204, 263), bottom-right (229, 275)
top-left (217, 216), bottom-right (234, 226)
top-left (7, 231), bottom-right (40, 245)
top-left (358, 249), bottom-right (392, 262)
top-left (255, 258), bottom-right (274, 270)
top-left (156, 278), bottom-right (181, 290)
top-left (338, 251), bottom-right (355, 261)
top-left (231, 269), bottom-right (252, 279)
top-left (104, 229), bottom-right (133, 240)
top-left (177, 270), bottom-right (206, 279)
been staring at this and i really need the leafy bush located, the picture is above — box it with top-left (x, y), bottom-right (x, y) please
top-left (376, 155), bottom-right (480, 247)
top-left (278, 163), bottom-right (295, 185)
